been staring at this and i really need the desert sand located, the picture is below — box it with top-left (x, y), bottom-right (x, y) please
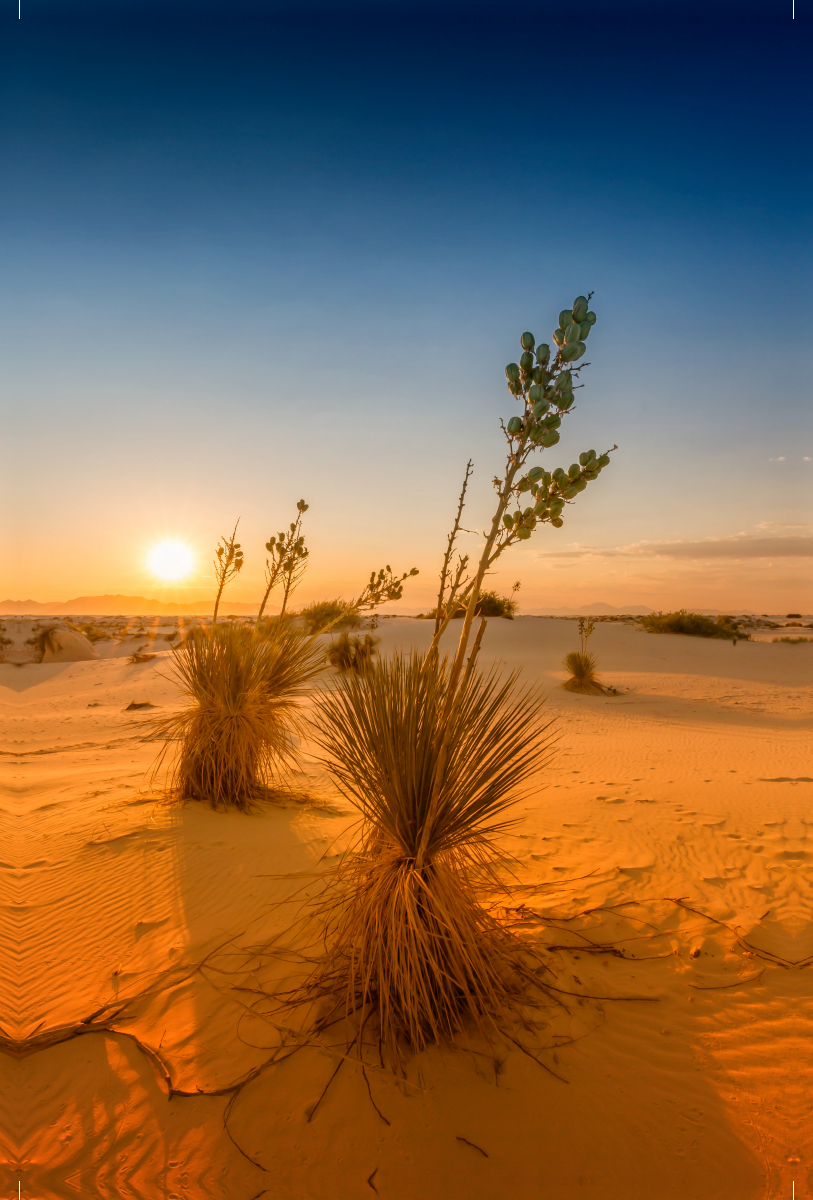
top-left (1, 617), bottom-right (812, 1199)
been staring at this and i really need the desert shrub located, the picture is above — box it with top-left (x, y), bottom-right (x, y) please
top-left (562, 650), bottom-right (609, 694)
top-left (154, 622), bottom-right (323, 810)
top-left (326, 631), bottom-right (380, 672)
top-left (300, 651), bottom-right (555, 1065)
top-left (25, 626), bottom-right (61, 661)
top-left (299, 599), bottom-right (362, 635)
top-left (447, 590), bottom-right (518, 619)
top-left (640, 610), bottom-right (749, 641)
top-left (773, 636), bottom-right (813, 644)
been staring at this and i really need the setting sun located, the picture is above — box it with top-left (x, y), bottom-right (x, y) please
top-left (146, 539), bottom-right (195, 583)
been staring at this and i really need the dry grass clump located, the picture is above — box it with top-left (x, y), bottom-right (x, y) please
top-left (561, 650), bottom-right (610, 694)
top-left (299, 599), bottom-right (362, 635)
top-left (326, 631), bottom-right (380, 673)
top-left (773, 635), bottom-right (813, 644)
top-left (299, 651), bottom-right (555, 1065)
top-left (640, 610), bottom-right (749, 641)
top-left (154, 622), bottom-right (323, 810)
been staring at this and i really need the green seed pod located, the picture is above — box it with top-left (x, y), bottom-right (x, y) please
top-left (550, 499), bottom-right (564, 516)
top-left (552, 328), bottom-right (566, 347)
top-left (520, 351), bottom-right (534, 373)
top-left (557, 370), bottom-right (573, 390)
top-left (528, 466), bottom-right (545, 483)
top-left (568, 463), bottom-right (581, 479)
top-left (518, 477), bottom-right (531, 492)
top-left (507, 416), bottom-right (523, 434)
top-left (580, 321), bottom-right (591, 340)
top-left (544, 414), bottom-right (562, 429)
top-left (522, 506), bottom-right (533, 519)
top-left (598, 454), bottom-right (610, 468)
top-left (579, 451), bottom-right (590, 466)
top-left (502, 513), bottom-right (513, 529)
top-left (585, 311), bottom-right (597, 326)
top-left (533, 401), bottom-right (550, 420)
top-left (563, 486), bottom-right (579, 499)
top-left (536, 343), bottom-right (551, 365)
top-left (551, 516), bottom-right (564, 528)
top-left (559, 309), bottom-right (573, 331)
top-left (540, 430), bottom-right (560, 447)
top-left (531, 365), bottom-right (547, 385)
top-left (557, 393), bottom-right (573, 411)
top-left (565, 322), bottom-right (581, 344)
top-left (529, 383), bottom-right (544, 404)
top-left (505, 362), bottom-right (520, 382)
top-left (542, 471), bottom-right (552, 486)
top-left (534, 500), bottom-right (548, 516)
top-left (583, 469), bottom-right (599, 480)
top-left (509, 379), bottom-right (523, 395)
top-left (572, 341), bottom-right (586, 360)
top-left (575, 478), bottom-right (587, 492)
top-left (516, 527), bottom-right (532, 540)
top-left (559, 342), bottom-right (580, 362)
top-left (572, 296), bottom-right (589, 322)
top-left (520, 331), bottom-right (535, 350)
top-left (552, 467), bottom-right (566, 481)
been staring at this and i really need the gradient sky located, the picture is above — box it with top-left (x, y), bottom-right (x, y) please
top-left (2, 0), bottom-right (810, 613)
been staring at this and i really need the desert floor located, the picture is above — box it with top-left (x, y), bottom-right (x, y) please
top-left (2, 617), bottom-right (812, 1200)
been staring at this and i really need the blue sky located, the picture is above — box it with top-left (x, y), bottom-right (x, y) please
top-left (2, 0), bottom-right (810, 611)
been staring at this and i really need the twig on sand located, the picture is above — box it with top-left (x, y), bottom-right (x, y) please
top-left (456, 1136), bottom-right (489, 1157)
top-left (367, 1167), bottom-right (380, 1193)
top-left (307, 1055), bottom-right (345, 1123)
top-left (362, 1063), bottom-right (391, 1125)
top-left (688, 972), bottom-right (765, 990)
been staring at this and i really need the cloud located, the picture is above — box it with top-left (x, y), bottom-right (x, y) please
top-left (542, 532), bottom-right (813, 561)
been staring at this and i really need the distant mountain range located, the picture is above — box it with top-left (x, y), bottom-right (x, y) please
top-left (0, 594), bottom-right (261, 616)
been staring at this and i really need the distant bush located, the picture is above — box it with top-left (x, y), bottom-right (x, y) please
top-left (421, 590), bottom-right (518, 621)
top-left (298, 599), bottom-right (362, 635)
top-left (326, 631), bottom-right (380, 672)
top-left (640, 611), bottom-right (750, 641)
top-left (772, 636), bottom-right (812, 644)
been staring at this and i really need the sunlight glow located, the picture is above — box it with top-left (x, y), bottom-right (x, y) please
top-left (146, 539), bottom-right (195, 583)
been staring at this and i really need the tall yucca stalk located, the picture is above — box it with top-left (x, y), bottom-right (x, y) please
top-left (303, 651), bottom-right (555, 1064)
top-left (155, 622), bottom-right (324, 810)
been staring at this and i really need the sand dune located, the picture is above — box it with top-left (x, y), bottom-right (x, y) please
top-left (1, 618), bottom-right (811, 1198)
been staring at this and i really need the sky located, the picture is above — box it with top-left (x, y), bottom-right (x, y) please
top-left (2, 0), bottom-right (810, 614)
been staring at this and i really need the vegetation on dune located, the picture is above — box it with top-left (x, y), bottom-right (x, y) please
top-left (421, 584), bottom-right (521, 621)
top-left (303, 652), bottom-right (555, 1065)
top-left (298, 294), bottom-right (617, 1061)
top-left (640, 610), bottom-right (750, 641)
top-left (773, 636), bottom-right (813, 644)
top-left (326, 630), bottom-right (380, 673)
top-left (154, 622), bottom-right (324, 811)
top-left (298, 599), bottom-right (362, 635)
top-left (562, 618), bottom-right (611, 694)
top-left (256, 500), bottom-right (310, 626)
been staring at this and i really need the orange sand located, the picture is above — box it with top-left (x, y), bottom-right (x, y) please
top-left (1, 618), bottom-right (811, 1199)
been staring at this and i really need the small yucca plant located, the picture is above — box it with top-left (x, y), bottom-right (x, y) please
top-left (301, 651), bottom-right (555, 1065)
top-left (154, 622), bottom-right (323, 810)
top-left (326, 631), bottom-right (380, 673)
top-left (562, 618), bottom-right (609, 694)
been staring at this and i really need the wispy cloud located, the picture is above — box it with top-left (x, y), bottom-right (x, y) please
top-left (542, 530), bottom-right (813, 561)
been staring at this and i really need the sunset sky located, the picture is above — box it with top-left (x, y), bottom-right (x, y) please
top-left (3, 0), bottom-right (810, 613)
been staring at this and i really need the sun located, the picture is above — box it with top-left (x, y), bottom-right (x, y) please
top-left (146, 539), bottom-right (195, 583)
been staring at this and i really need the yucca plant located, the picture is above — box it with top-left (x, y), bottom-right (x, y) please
top-left (302, 651), bottom-right (555, 1065)
top-left (326, 630), bottom-right (380, 673)
top-left (154, 622), bottom-right (324, 810)
top-left (562, 617), bottom-right (609, 694)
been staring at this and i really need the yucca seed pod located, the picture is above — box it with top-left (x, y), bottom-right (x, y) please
top-left (559, 342), bottom-right (580, 361)
top-left (520, 351), bottom-right (535, 373)
top-left (516, 527), bottom-right (532, 540)
top-left (540, 430), bottom-right (560, 447)
top-left (558, 309), bottom-right (573, 330)
top-left (544, 414), bottom-right (562, 429)
top-left (536, 343), bottom-right (551, 365)
top-left (509, 379), bottom-right (523, 395)
top-left (552, 467), bottom-right (566, 481)
top-left (531, 366), bottom-right (545, 385)
top-left (564, 322), bottom-right (581, 343)
top-left (551, 516), bottom-right (564, 528)
top-left (518, 477), bottom-right (531, 492)
top-left (583, 469), bottom-right (599, 480)
top-left (585, 311), bottom-right (597, 325)
top-left (529, 383), bottom-right (544, 404)
top-left (502, 513), bottom-right (513, 529)
top-left (513, 510), bottom-right (522, 522)
top-left (557, 370), bottom-right (573, 389)
top-left (580, 321), bottom-right (591, 340)
top-left (557, 394), bottom-right (573, 410)
top-left (563, 486), bottom-right (579, 499)
top-left (568, 463), bottom-right (581, 479)
top-left (579, 451), bottom-right (590, 466)
top-left (505, 362), bottom-right (520, 382)
top-left (598, 454), bottom-right (611, 468)
top-left (572, 296), bottom-right (589, 321)
top-left (550, 499), bottom-right (564, 515)
top-left (528, 466), bottom-right (545, 482)
top-left (533, 500), bottom-right (549, 515)
top-left (575, 478), bottom-right (587, 492)
top-left (552, 328), bottom-right (566, 347)
top-left (573, 341), bottom-right (586, 360)
top-left (507, 415), bottom-right (523, 434)
top-left (520, 331), bottom-right (536, 350)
